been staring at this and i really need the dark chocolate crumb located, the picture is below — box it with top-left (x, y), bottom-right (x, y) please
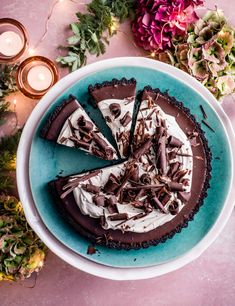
top-left (87, 245), bottom-right (97, 255)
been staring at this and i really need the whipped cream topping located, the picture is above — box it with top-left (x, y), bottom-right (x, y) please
top-left (97, 98), bottom-right (135, 158)
top-left (57, 107), bottom-right (118, 160)
top-left (68, 100), bottom-right (193, 233)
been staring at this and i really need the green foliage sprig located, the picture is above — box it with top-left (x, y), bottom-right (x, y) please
top-left (0, 64), bottom-right (47, 281)
top-left (0, 64), bottom-right (18, 125)
top-left (56, 0), bottom-right (135, 71)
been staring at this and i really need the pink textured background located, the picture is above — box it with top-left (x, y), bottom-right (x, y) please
top-left (1, 1), bottom-right (235, 305)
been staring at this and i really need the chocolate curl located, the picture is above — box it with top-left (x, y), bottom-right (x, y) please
top-left (77, 116), bottom-right (93, 131)
top-left (178, 191), bottom-right (191, 203)
top-left (106, 195), bottom-right (117, 206)
top-left (169, 201), bottom-right (179, 215)
top-left (168, 181), bottom-right (185, 191)
top-left (91, 131), bottom-right (111, 154)
top-left (168, 162), bottom-right (181, 177)
top-left (120, 111), bottom-right (132, 127)
top-left (69, 137), bottom-right (91, 150)
top-left (173, 169), bottom-right (188, 182)
top-left (82, 184), bottom-right (100, 194)
top-left (108, 213), bottom-right (128, 221)
top-left (155, 126), bottom-right (165, 141)
top-left (91, 147), bottom-right (105, 159)
top-left (115, 165), bottom-right (137, 197)
top-left (93, 195), bottom-right (105, 206)
top-left (109, 103), bottom-right (121, 118)
top-left (130, 164), bottom-right (139, 182)
top-left (150, 192), bottom-right (168, 214)
top-left (135, 188), bottom-right (146, 200)
top-left (132, 138), bottom-right (152, 160)
top-left (125, 184), bottom-right (163, 191)
top-left (107, 204), bottom-right (118, 214)
top-left (140, 173), bottom-right (151, 184)
top-left (144, 200), bottom-right (153, 213)
top-left (60, 170), bottom-right (101, 199)
top-left (161, 193), bottom-right (171, 206)
top-left (103, 174), bottom-right (119, 194)
top-left (157, 135), bottom-right (168, 175)
top-left (168, 151), bottom-right (177, 160)
top-left (168, 136), bottom-right (183, 148)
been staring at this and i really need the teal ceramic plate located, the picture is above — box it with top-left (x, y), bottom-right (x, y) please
top-left (28, 62), bottom-right (232, 268)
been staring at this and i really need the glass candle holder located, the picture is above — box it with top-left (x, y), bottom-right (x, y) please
top-left (0, 18), bottom-right (28, 63)
top-left (16, 56), bottom-right (59, 99)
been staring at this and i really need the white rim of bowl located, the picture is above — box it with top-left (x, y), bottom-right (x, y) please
top-left (17, 57), bottom-right (235, 280)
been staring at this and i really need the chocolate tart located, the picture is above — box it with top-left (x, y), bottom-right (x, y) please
top-left (51, 87), bottom-right (212, 250)
top-left (88, 78), bottom-right (136, 158)
top-left (40, 95), bottom-right (118, 160)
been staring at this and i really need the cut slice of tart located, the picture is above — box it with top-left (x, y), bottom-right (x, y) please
top-left (88, 78), bottom-right (136, 158)
top-left (40, 95), bottom-right (118, 160)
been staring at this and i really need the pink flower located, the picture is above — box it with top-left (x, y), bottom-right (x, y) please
top-left (132, 0), bottom-right (204, 52)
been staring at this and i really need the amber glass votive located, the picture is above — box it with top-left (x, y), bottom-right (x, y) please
top-left (0, 18), bottom-right (28, 63)
top-left (16, 56), bottom-right (59, 99)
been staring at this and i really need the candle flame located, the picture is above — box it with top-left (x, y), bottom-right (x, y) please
top-left (5, 38), bottom-right (12, 45)
top-left (13, 99), bottom-right (17, 106)
top-left (151, 52), bottom-right (155, 58)
top-left (38, 73), bottom-right (45, 81)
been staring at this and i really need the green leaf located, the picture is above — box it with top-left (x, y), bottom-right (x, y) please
top-left (67, 35), bottom-right (80, 45)
top-left (71, 23), bottom-right (80, 36)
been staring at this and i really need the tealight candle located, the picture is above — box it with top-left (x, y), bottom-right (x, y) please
top-left (0, 31), bottom-right (24, 56)
top-left (16, 56), bottom-right (59, 99)
top-left (0, 18), bottom-right (28, 63)
top-left (27, 65), bottom-right (53, 91)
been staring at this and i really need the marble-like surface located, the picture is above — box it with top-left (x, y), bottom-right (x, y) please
top-left (0, 0), bottom-right (235, 305)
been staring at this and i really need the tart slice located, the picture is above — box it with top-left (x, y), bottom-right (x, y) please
top-left (88, 78), bottom-right (136, 158)
top-left (40, 95), bottom-right (118, 160)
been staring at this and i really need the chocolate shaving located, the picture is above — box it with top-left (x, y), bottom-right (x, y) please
top-left (103, 173), bottom-right (119, 194)
top-left (140, 173), bottom-right (151, 184)
top-left (120, 111), bottom-right (132, 127)
top-left (167, 181), bottom-right (185, 191)
top-left (150, 191), bottom-right (168, 214)
top-left (202, 120), bottom-right (215, 133)
top-left (161, 193), bottom-right (171, 206)
top-left (93, 195), bottom-right (105, 206)
top-left (108, 213), bottom-right (128, 221)
top-left (82, 184), bottom-right (100, 194)
top-left (130, 164), bottom-right (139, 181)
top-left (200, 105), bottom-right (207, 119)
top-left (61, 170), bottom-right (101, 199)
top-left (132, 138), bottom-right (152, 160)
top-left (91, 131), bottom-right (110, 153)
top-left (107, 204), bottom-right (118, 214)
top-left (169, 201), bottom-right (179, 215)
top-left (69, 137), bottom-right (90, 150)
top-left (77, 116), bottom-right (93, 131)
top-left (109, 103), bottom-right (121, 119)
top-left (144, 201), bottom-right (153, 213)
top-left (87, 245), bottom-right (97, 255)
top-left (156, 135), bottom-right (168, 175)
top-left (115, 164), bottom-right (137, 197)
top-left (106, 195), bottom-right (117, 206)
top-left (168, 136), bottom-right (183, 148)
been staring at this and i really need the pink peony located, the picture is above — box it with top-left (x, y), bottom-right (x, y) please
top-left (132, 0), bottom-right (204, 52)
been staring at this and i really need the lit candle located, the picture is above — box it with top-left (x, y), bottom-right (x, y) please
top-left (0, 31), bottom-right (24, 56)
top-left (27, 65), bottom-right (53, 91)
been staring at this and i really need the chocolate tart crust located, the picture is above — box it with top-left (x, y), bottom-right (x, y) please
top-left (40, 95), bottom-right (79, 141)
top-left (51, 87), bottom-right (212, 250)
top-left (88, 78), bottom-right (136, 102)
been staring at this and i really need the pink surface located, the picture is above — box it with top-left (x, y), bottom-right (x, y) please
top-left (1, 0), bottom-right (235, 305)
